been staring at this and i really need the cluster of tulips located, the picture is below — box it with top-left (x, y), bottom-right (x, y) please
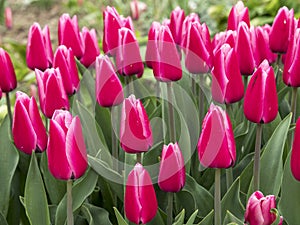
top-left (1, 1), bottom-right (300, 225)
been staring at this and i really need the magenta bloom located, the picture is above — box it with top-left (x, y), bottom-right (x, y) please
top-left (291, 118), bottom-right (300, 181)
top-left (197, 103), bottom-right (236, 168)
top-left (212, 30), bottom-right (236, 55)
top-left (53, 45), bottom-right (80, 95)
top-left (95, 55), bottom-right (124, 107)
top-left (125, 163), bottom-right (157, 224)
top-left (227, 1), bottom-right (250, 31)
top-left (47, 110), bottom-right (87, 180)
top-left (181, 13), bottom-right (200, 51)
top-left (158, 142), bottom-right (185, 193)
top-left (0, 48), bottom-right (17, 92)
top-left (12, 91), bottom-right (47, 154)
top-left (58, 14), bottom-right (83, 58)
top-left (245, 191), bottom-right (283, 225)
top-left (145, 21), bottom-right (161, 68)
top-left (35, 68), bottom-right (70, 118)
top-left (169, 6), bottom-right (185, 46)
top-left (80, 27), bottom-right (100, 67)
top-left (212, 44), bottom-right (244, 104)
top-left (120, 95), bottom-right (152, 153)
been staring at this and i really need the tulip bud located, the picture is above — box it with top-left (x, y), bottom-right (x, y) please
top-left (53, 45), bottom-right (80, 95)
top-left (245, 191), bottom-right (283, 225)
top-left (158, 142), bottom-right (185, 192)
top-left (169, 7), bottom-right (185, 46)
top-left (12, 91), bottom-right (47, 154)
top-left (0, 48), bottom-right (17, 92)
top-left (212, 30), bottom-right (236, 55)
top-left (130, 0), bottom-right (147, 20)
top-left (58, 14), bottom-right (83, 58)
top-left (181, 13), bottom-right (200, 51)
top-left (197, 103), bottom-right (236, 168)
top-left (212, 44), bottom-right (244, 104)
top-left (47, 110), bottom-right (87, 180)
top-left (5, 7), bottom-right (12, 29)
top-left (95, 55), bottom-right (124, 107)
top-left (125, 163), bottom-right (157, 224)
top-left (116, 27), bottom-right (144, 77)
top-left (145, 22), bottom-right (160, 68)
top-left (120, 95), bottom-right (152, 153)
top-left (244, 60), bottom-right (278, 123)
top-left (227, 1), bottom-right (250, 31)
top-left (80, 27), bottom-right (100, 67)
top-left (35, 68), bottom-right (70, 118)
top-left (291, 118), bottom-right (300, 181)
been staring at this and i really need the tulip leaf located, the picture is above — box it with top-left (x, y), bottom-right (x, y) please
top-left (185, 209), bottom-right (198, 225)
top-left (0, 116), bottom-right (19, 217)
top-left (223, 211), bottom-right (244, 225)
top-left (95, 104), bottom-right (112, 150)
top-left (173, 209), bottom-right (185, 225)
top-left (0, 211), bottom-right (8, 225)
top-left (148, 208), bottom-right (166, 225)
top-left (113, 207), bottom-right (128, 225)
top-left (81, 203), bottom-right (113, 225)
top-left (198, 210), bottom-right (214, 225)
top-left (24, 152), bottom-right (50, 225)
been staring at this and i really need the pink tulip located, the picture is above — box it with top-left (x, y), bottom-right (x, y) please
top-left (169, 7), bottom-right (185, 46)
top-left (212, 30), bottom-right (236, 55)
top-left (181, 13), bottom-right (200, 51)
top-left (197, 103), bottom-right (236, 168)
top-left (291, 118), bottom-right (300, 181)
top-left (80, 27), bottom-right (100, 67)
top-left (0, 48), bottom-right (17, 92)
top-left (158, 142), bottom-right (185, 192)
top-left (35, 68), bottom-right (70, 118)
top-left (130, 0), bottom-right (147, 20)
top-left (12, 91), bottom-right (47, 154)
top-left (212, 44), bottom-right (244, 104)
top-left (227, 1), bottom-right (250, 31)
top-left (125, 163), bottom-right (157, 224)
top-left (95, 55), bottom-right (124, 107)
top-left (53, 45), bottom-right (80, 95)
top-left (47, 110), bottom-right (87, 180)
top-left (145, 21), bottom-right (161, 68)
top-left (244, 60), bottom-right (278, 123)
top-left (5, 7), bottom-right (12, 29)
top-left (120, 95), bottom-right (152, 153)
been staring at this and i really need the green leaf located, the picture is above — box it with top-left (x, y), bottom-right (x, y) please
top-left (113, 207), bottom-right (128, 225)
top-left (81, 204), bottom-right (113, 225)
top-left (24, 152), bottom-right (50, 225)
top-left (173, 209), bottom-right (185, 225)
top-left (223, 211), bottom-right (244, 225)
top-left (0, 211), bottom-right (8, 225)
top-left (0, 116), bottom-right (19, 217)
top-left (185, 209), bottom-right (198, 225)
top-left (198, 210), bottom-right (214, 225)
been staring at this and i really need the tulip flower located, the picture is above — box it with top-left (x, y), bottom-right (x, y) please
top-left (244, 60), bottom-right (278, 124)
top-left (116, 27), bottom-right (144, 77)
top-left (120, 95), bottom-right (153, 153)
top-left (245, 191), bottom-right (283, 225)
top-left (145, 21), bottom-right (161, 68)
top-left (12, 91), bottom-right (47, 154)
top-left (80, 27), bottom-right (100, 67)
top-left (197, 103), bottom-right (236, 168)
top-left (212, 30), bottom-right (236, 55)
top-left (291, 118), bottom-right (300, 181)
top-left (227, 1), bottom-right (250, 31)
top-left (181, 13), bottom-right (200, 51)
top-left (158, 142), bottom-right (185, 192)
top-left (58, 13), bottom-right (83, 58)
top-left (47, 110), bottom-right (87, 180)
top-left (269, 6), bottom-right (294, 53)
top-left (35, 68), bottom-right (70, 118)
top-left (211, 44), bottom-right (244, 104)
top-left (95, 55), bottom-right (124, 107)
top-left (0, 48), bottom-right (17, 92)
top-left (53, 45), bottom-right (80, 95)
top-left (125, 163), bottom-right (157, 224)
top-left (5, 7), bottom-right (12, 29)
top-left (169, 7), bottom-right (185, 46)
top-left (130, 0), bottom-right (147, 20)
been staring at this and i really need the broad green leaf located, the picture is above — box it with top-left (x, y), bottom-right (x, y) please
top-left (223, 211), bottom-right (244, 225)
top-left (148, 208), bottom-right (166, 225)
top-left (186, 209), bottom-right (198, 225)
top-left (0, 211), bottom-right (8, 225)
top-left (95, 104), bottom-right (112, 150)
top-left (81, 204), bottom-right (113, 225)
top-left (173, 209), bottom-right (185, 225)
top-left (24, 152), bottom-right (50, 225)
top-left (0, 117), bottom-right (19, 217)
top-left (198, 210), bottom-right (214, 225)
top-left (113, 207), bottom-right (128, 225)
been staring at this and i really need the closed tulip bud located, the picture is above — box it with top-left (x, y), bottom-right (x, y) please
top-left (47, 110), bottom-right (87, 180)
top-left (169, 7), bottom-right (185, 46)
top-left (145, 21), bottom-right (161, 68)
top-left (120, 95), bottom-right (152, 153)
top-left (35, 68), bottom-right (70, 118)
top-left (95, 55), bottom-right (124, 107)
top-left (158, 142), bottom-right (185, 192)
top-left (212, 44), bottom-right (244, 104)
top-left (244, 60), bottom-right (278, 123)
top-left (125, 163), bottom-right (157, 224)
top-left (227, 1), bottom-right (250, 31)
top-left (291, 118), bottom-right (300, 181)
top-left (53, 45), bottom-right (80, 95)
top-left (198, 103), bottom-right (236, 168)
top-left (269, 7), bottom-right (294, 53)
top-left (181, 13), bottom-right (200, 51)
top-left (12, 91), bottom-right (47, 154)
top-left (116, 27), bottom-right (144, 77)
top-left (0, 48), bottom-right (17, 92)
top-left (80, 27), bottom-right (100, 67)
top-left (245, 191), bottom-right (283, 225)
top-left (58, 14), bottom-right (83, 58)
top-left (5, 7), bottom-right (12, 29)
top-left (212, 30), bottom-right (236, 55)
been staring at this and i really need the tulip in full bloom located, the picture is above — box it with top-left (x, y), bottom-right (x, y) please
top-left (80, 27), bottom-right (100, 67)
top-left (158, 142), bottom-right (185, 192)
top-left (12, 91), bottom-right (47, 155)
top-left (227, 1), bottom-right (250, 31)
top-left (125, 163), bottom-right (157, 224)
top-left (244, 60), bottom-right (278, 124)
top-left (169, 7), bottom-right (185, 46)
top-left (211, 44), bottom-right (244, 104)
top-left (245, 191), bottom-right (283, 225)
top-left (120, 95), bottom-right (152, 153)
top-left (198, 103), bottom-right (236, 168)
top-left (291, 118), bottom-right (300, 181)
top-left (35, 68), bottom-right (70, 118)
top-left (47, 110), bottom-right (87, 180)
top-left (95, 55), bottom-right (124, 107)
top-left (0, 48), bottom-right (17, 92)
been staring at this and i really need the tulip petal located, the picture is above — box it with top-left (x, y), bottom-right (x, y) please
top-left (0, 48), bottom-right (17, 92)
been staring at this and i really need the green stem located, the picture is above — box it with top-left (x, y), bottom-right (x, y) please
top-left (225, 104), bottom-right (233, 189)
top-left (167, 192), bottom-right (173, 225)
top-left (67, 180), bottom-right (73, 225)
top-left (199, 75), bottom-right (205, 125)
top-left (156, 81), bottom-right (160, 107)
top-left (128, 76), bottom-right (134, 95)
top-left (214, 169), bottom-right (221, 225)
top-left (243, 76), bottom-right (248, 94)
top-left (167, 82), bottom-right (176, 142)
top-left (276, 54), bottom-right (282, 85)
top-left (6, 92), bottom-right (12, 128)
top-left (110, 108), bottom-right (118, 172)
top-left (136, 153), bottom-right (142, 164)
top-left (291, 87), bottom-right (298, 124)
top-left (191, 74), bottom-right (196, 96)
top-left (253, 123), bottom-right (263, 191)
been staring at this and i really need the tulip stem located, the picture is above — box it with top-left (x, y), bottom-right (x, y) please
top-left (110, 107), bottom-right (119, 172)
top-left (243, 76), bottom-right (248, 94)
top-left (253, 123), bottom-right (263, 191)
top-left (214, 168), bottom-right (221, 225)
top-left (6, 92), bottom-right (12, 128)
top-left (167, 82), bottom-right (176, 142)
top-left (199, 75), bottom-right (205, 125)
top-left (225, 104), bottom-right (233, 189)
top-left (191, 74), bottom-right (196, 96)
top-left (136, 153), bottom-right (142, 164)
top-left (167, 192), bottom-right (173, 225)
top-left (291, 87), bottom-right (298, 124)
top-left (67, 180), bottom-right (74, 225)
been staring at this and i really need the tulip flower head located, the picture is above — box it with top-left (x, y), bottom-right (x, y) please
top-left (80, 27), bottom-right (100, 67)
top-left (130, 0), bottom-right (147, 20)
top-left (181, 13), bottom-right (200, 51)
top-left (291, 118), bottom-right (300, 181)
top-left (227, 1), bottom-right (250, 31)
top-left (0, 48), bottom-right (17, 92)
top-left (212, 30), bottom-right (237, 55)
top-left (198, 103), bottom-right (236, 168)
top-left (169, 6), bottom-right (185, 46)
top-left (125, 163), bottom-right (158, 224)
